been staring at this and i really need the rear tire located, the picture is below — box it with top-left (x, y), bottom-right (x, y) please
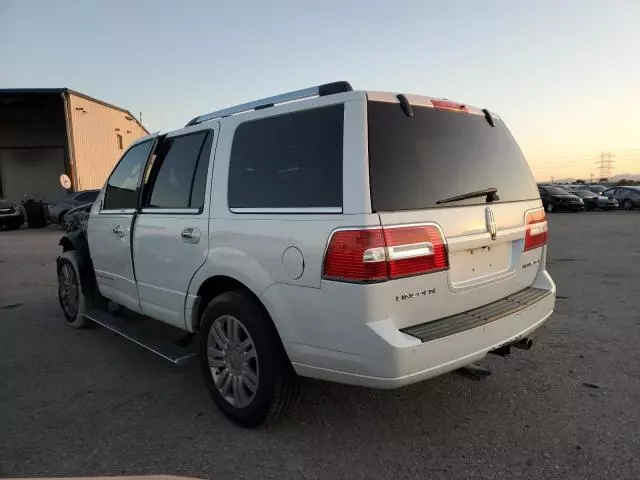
top-left (57, 251), bottom-right (89, 328)
top-left (198, 290), bottom-right (299, 428)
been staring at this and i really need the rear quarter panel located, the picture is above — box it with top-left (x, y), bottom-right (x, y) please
top-left (187, 93), bottom-right (374, 343)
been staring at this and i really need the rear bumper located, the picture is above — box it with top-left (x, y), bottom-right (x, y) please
top-left (291, 270), bottom-right (556, 389)
top-left (561, 204), bottom-right (584, 211)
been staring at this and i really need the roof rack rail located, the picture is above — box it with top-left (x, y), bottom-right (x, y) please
top-left (185, 81), bottom-right (353, 127)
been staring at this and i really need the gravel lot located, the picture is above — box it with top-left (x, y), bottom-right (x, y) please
top-left (1, 212), bottom-right (639, 479)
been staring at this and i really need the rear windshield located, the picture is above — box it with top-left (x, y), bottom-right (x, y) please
top-left (367, 101), bottom-right (539, 211)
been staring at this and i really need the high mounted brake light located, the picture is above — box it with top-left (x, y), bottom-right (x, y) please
top-left (524, 209), bottom-right (548, 252)
top-left (431, 99), bottom-right (469, 113)
top-left (323, 225), bottom-right (448, 283)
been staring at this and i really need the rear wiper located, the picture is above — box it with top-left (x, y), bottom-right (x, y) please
top-left (436, 188), bottom-right (499, 204)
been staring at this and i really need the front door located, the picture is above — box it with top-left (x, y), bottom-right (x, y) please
top-left (133, 128), bottom-right (216, 328)
top-left (88, 138), bottom-right (156, 313)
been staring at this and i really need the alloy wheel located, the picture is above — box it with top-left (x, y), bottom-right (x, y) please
top-left (207, 314), bottom-right (259, 408)
top-left (58, 263), bottom-right (79, 320)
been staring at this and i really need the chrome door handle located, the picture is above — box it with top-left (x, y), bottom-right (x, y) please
top-left (112, 225), bottom-right (125, 237)
top-left (181, 227), bottom-right (201, 244)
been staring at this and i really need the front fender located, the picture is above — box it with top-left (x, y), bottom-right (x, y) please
top-left (58, 231), bottom-right (97, 296)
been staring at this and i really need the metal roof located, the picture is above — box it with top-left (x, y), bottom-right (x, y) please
top-left (0, 88), bottom-right (148, 134)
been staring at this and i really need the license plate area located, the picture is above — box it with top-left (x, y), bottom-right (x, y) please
top-left (448, 242), bottom-right (511, 287)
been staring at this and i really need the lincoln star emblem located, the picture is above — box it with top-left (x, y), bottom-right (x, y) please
top-left (485, 206), bottom-right (497, 240)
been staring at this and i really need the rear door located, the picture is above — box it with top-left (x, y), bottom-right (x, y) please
top-left (366, 98), bottom-right (545, 328)
top-left (89, 138), bottom-right (156, 312)
top-left (133, 128), bottom-right (216, 329)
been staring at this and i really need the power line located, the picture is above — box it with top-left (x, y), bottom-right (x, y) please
top-left (532, 148), bottom-right (640, 163)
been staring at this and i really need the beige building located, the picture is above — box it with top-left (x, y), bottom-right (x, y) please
top-left (0, 88), bottom-right (148, 201)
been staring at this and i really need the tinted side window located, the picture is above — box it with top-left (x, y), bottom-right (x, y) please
top-left (147, 132), bottom-right (208, 209)
top-left (228, 105), bottom-right (344, 210)
top-left (103, 141), bottom-right (153, 210)
top-left (190, 132), bottom-right (214, 209)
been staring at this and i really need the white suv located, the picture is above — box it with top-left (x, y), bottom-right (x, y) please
top-left (56, 81), bottom-right (556, 427)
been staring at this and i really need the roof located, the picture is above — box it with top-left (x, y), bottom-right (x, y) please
top-left (0, 88), bottom-right (149, 134)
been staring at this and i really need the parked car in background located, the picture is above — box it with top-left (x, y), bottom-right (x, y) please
top-left (46, 190), bottom-right (100, 224)
top-left (573, 189), bottom-right (618, 211)
top-left (584, 185), bottom-right (608, 195)
top-left (0, 199), bottom-right (25, 230)
top-left (538, 185), bottom-right (584, 212)
top-left (602, 186), bottom-right (640, 210)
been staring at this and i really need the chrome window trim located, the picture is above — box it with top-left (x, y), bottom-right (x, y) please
top-left (230, 207), bottom-right (342, 214)
top-left (100, 208), bottom-right (135, 215)
top-left (140, 208), bottom-right (201, 214)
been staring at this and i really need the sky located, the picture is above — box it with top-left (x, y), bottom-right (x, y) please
top-left (1, 0), bottom-right (639, 181)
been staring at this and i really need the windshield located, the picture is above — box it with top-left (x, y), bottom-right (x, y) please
top-left (543, 186), bottom-right (571, 195)
top-left (367, 101), bottom-right (539, 211)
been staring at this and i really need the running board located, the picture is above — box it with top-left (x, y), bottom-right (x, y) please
top-left (82, 308), bottom-right (196, 366)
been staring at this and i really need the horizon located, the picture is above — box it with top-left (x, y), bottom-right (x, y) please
top-left (1, 0), bottom-right (638, 181)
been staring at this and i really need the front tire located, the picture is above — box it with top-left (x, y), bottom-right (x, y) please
top-left (198, 290), bottom-right (299, 427)
top-left (623, 199), bottom-right (634, 210)
top-left (546, 203), bottom-right (554, 213)
top-left (57, 251), bottom-right (89, 328)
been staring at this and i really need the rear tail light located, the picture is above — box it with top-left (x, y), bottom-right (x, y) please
top-left (323, 225), bottom-right (448, 283)
top-left (323, 229), bottom-right (387, 282)
top-left (524, 209), bottom-right (548, 252)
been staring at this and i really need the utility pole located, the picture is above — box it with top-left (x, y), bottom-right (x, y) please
top-left (606, 151), bottom-right (615, 178)
top-left (590, 172), bottom-right (594, 184)
top-left (595, 151), bottom-right (615, 180)
top-left (550, 176), bottom-right (554, 184)
top-left (597, 152), bottom-right (605, 179)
